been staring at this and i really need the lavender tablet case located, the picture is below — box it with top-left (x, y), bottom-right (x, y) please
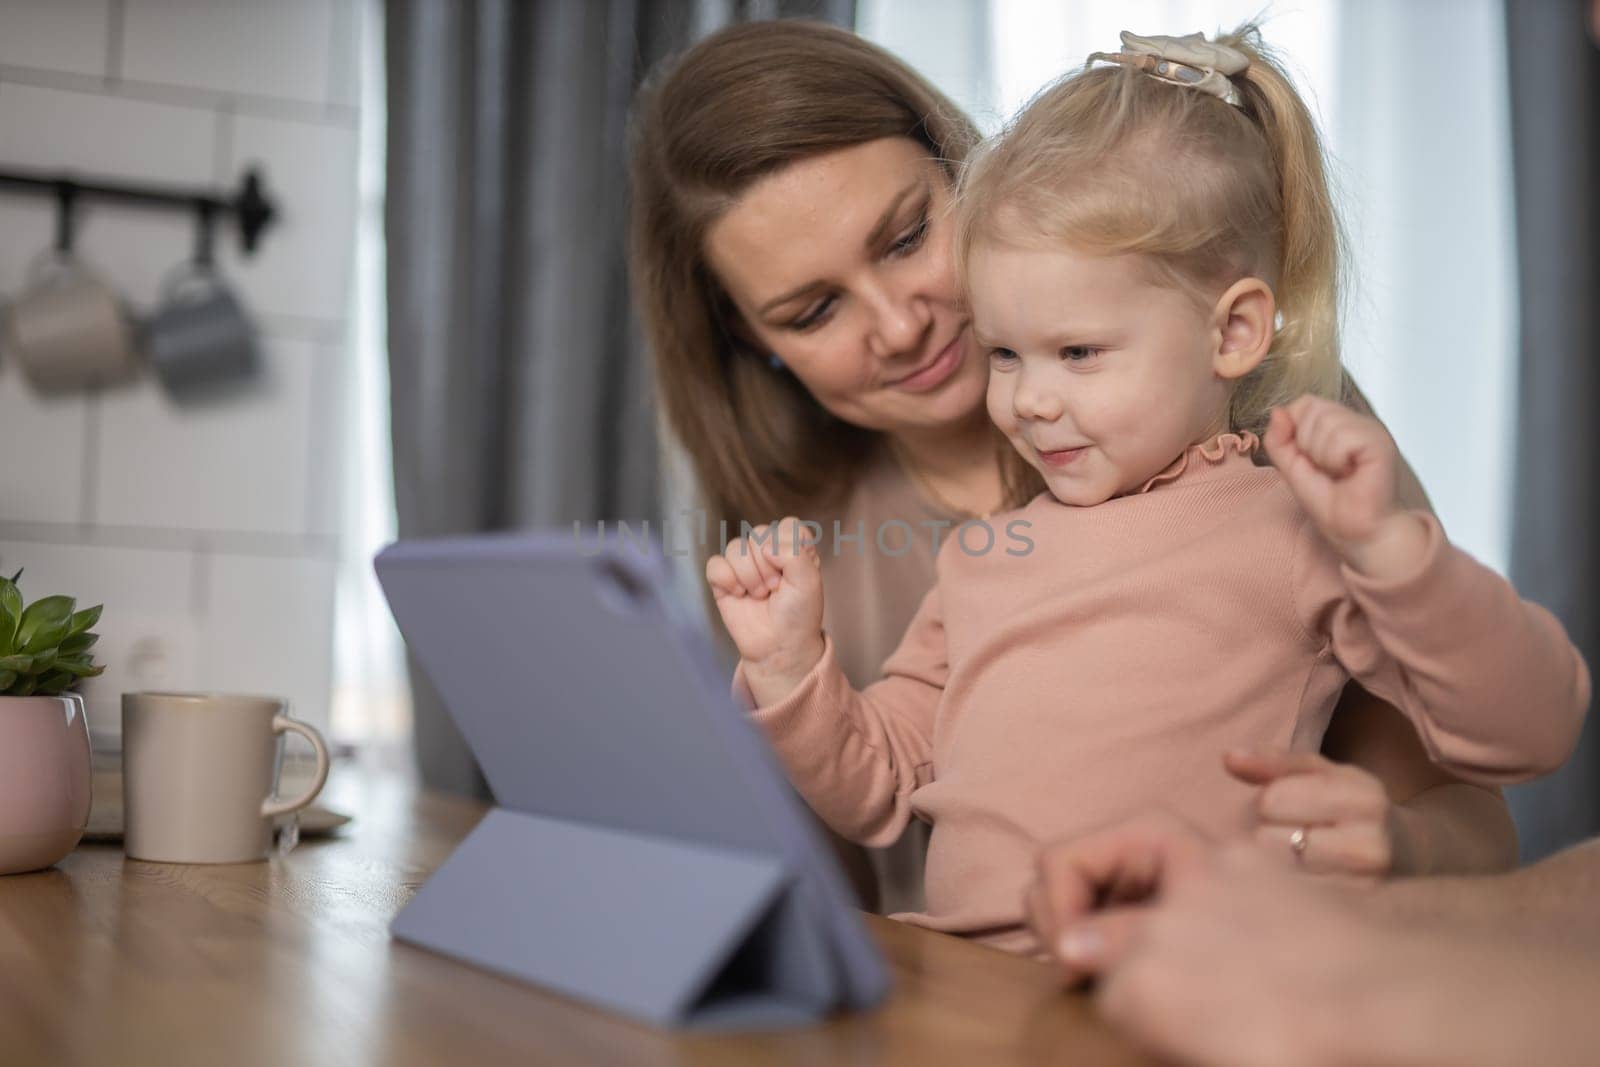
top-left (374, 531), bottom-right (891, 1031)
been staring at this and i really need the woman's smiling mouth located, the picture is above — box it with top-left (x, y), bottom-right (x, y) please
top-left (888, 331), bottom-right (966, 393)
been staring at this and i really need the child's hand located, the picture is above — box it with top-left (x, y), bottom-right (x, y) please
top-left (1263, 395), bottom-right (1430, 580)
top-left (706, 516), bottom-right (826, 700)
top-left (1224, 748), bottom-right (1402, 878)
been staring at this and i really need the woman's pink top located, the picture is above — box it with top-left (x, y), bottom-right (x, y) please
top-left (735, 433), bottom-right (1591, 953)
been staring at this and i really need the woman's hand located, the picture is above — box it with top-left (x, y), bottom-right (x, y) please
top-left (705, 516), bottom-right (826, 700)
top-left (1095, 842), bottom-right (1600, 1067)
top-left (1263, 395), bottom-right (1430, 581)
top-left (1094, 842), bottom-right (1387, 1067)
top-left (1225, 747), bottom-right (1404, 878)
top-left (1025, 811), bottom-right (1215, 985)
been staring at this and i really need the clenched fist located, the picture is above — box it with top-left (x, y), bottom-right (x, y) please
top-left (705, 516), bottom-right (826, 704)
top-left (1263, 395), bottom-right (1432, 581)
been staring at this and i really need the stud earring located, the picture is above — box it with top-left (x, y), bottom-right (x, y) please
top-left (768, 353), bottom-right (783, 370)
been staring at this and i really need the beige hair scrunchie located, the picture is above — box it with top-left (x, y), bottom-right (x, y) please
top-left (1088, 30), bottom-right (1250, 107)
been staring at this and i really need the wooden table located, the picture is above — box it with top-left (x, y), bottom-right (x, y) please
top-left (0, 765), bottom-right (1157, 1066)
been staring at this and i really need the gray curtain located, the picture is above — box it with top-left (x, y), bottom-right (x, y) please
top-left (1503, 3), bottom-right (1600, 860)
top-left (385, 0), bottom-right (855, 796)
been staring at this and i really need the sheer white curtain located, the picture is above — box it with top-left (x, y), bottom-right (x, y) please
top-left (331, 0), bottom-right (411, 752)
top-left (858, 0), bottom-right (1517, 573)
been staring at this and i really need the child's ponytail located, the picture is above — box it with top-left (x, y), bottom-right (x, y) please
top-left (1218, 26), bottom-right (1346, 426)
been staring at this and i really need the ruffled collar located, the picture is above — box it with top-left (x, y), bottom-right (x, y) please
top-left (1130, 431), bottom-right (1261, 496)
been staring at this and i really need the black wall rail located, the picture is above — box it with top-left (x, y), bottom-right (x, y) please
top-left (0, 165), bottom-right (277, 256)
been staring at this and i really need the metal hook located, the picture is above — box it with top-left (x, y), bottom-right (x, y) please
top-left (235, 168), bottom-right (275, 254)
top-left (0, 166), bottom-right (278, 259)
top-left (193, 198), bottom-right (217, 268)
top-left (53, 179), bottom-right (77, 254)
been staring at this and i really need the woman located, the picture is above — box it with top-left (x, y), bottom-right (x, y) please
top-left (627, 20), bottom-right (1515, 914)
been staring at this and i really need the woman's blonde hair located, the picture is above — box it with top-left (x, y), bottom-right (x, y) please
top-left (955, 24), bottom-right (1345, 435)
top-left (629, 20), bottom-right (1038, 539)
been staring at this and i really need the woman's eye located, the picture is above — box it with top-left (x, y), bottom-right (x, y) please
top-left (1061, 345), bottom-right (1101, 362)
top-left (888, 215), bottom-right (929, 257)
top-left (788, 296), bottom-right (837, 331)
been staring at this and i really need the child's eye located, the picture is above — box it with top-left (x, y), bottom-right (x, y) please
top-left (988, 348), bottom-right (1018, 367)
top-left (1060, 345), bottom-right (1101, 362)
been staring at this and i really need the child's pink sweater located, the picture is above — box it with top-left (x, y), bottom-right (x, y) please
top-left (734, 433), bottom-right (1590, 953)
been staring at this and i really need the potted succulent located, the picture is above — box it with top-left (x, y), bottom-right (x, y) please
top-left (0, 570), bottom-right (104, 874)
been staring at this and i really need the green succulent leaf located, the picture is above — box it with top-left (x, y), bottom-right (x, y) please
top-left (35, 671), bottom-right (73, 695)
top-left (17, 596), bottom-right (74, 654)
top-left (0, 581), bottom-right (103, 691)
top-left (0, 577), bottom-right (21, 628)
top-left (25, 624), bottom-right (67, 657)
top-left (66, 605), bottom-right (102, 638)
top-left (50, 655), bottom-right (97, 678)
top-left (59, 633), bottom-right (98, 656)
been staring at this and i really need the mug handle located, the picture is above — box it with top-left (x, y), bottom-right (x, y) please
top-left (261, 714), bottom-right (331, 818)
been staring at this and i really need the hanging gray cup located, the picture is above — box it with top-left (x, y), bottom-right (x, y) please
top-left (141, 267), bottom-right (260, 400)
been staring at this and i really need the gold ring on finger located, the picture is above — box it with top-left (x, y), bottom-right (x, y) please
top-left (1289, 825), bottom-right (1310, 864)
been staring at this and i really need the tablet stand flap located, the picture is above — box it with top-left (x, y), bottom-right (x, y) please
top-left (391, 808), bottom-right (830, 1029)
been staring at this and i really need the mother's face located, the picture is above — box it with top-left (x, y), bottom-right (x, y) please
top-left (704, 136), bottom-right (987, 435)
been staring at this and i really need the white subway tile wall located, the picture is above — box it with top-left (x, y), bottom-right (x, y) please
top-left (0, 81), bottom-right (215, 182)
top-left (0, 1), bottom-right (112, 80)
top-left (0, 0), bottom-right (360, 741)
top-left (219, 113), bottom-right (359, 322)
top-left (0, 366), bottom-right (87, 524)
top-left (94, 336), bottom-right (320, 534)
top-left (200, 551), bottom-right (337, 730)
top-left (119, 0), bottom-right (336, 106)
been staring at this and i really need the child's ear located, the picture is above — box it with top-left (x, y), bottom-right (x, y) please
top-left (1211, 278), bottom-right (1275, 380)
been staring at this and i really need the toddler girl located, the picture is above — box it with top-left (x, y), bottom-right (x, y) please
top-left (705, 27), bottom-right (1589, 954)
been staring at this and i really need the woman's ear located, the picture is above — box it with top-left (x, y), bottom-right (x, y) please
top-left (1211, 278), bottom-right (1275, 380)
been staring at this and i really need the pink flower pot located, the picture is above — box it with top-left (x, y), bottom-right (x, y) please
top-left (0, 694), bottom-right (92, 875)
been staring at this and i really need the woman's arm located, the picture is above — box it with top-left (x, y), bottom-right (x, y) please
top-left (1374, 836), bottom-right (1600, 946)
top-left (1091, 843), bottom-right (1600, 1067)
top-left (1321, 686), bottom-right (1518, 874)
top-left (1317, 373), bottom-right (1517, 875)
top-left (1028, 821), bottom-right (1600, 1065)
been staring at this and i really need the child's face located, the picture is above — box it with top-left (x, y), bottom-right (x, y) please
top-left (970, 243), bottom-right (1233, 507)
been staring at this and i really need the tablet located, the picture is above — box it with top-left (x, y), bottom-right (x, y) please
top-left (375, 530), bottom-right (891, 1030)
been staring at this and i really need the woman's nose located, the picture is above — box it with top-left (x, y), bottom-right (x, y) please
top-left (866, 285), bottom-right (930, 360)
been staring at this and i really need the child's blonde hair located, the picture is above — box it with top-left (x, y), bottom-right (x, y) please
top-left (955, 24), bottom-right (1345, 435)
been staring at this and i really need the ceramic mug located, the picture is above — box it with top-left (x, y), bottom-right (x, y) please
top-left (122, 692), bottom-right (329, 864)
top-left (1, 253), bottom-right (139, 392)
top-left (141, 266), bottom-right (259, 399)
top-left (0, 694), bottom-right (92, 875)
